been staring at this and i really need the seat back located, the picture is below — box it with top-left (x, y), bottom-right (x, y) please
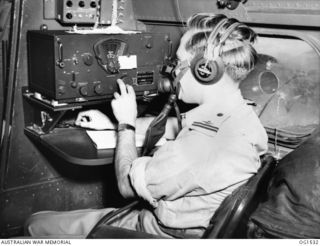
top-left (202, 154), bottom-right (276, 239)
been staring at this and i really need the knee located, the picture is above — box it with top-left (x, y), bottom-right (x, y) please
top-left (24, 211), bottom-right (52, 237)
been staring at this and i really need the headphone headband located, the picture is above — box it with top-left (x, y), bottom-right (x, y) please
top-left (191, 17), bottom-right (244, 85)
top-left (207, 21), bottom-right (243, 60)
top-left (219, 22), bottom-right (243, 45)
top-left (205, 18), bottom-right (229, 60)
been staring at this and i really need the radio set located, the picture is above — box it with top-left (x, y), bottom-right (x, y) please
top-left (27, 30), bottom-right (170, 103)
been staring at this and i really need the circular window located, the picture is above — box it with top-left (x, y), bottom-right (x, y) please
top-left (259, 71), bottom-right (279, 94)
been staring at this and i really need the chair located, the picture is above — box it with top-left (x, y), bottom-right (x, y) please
top-left (202, 154), bottom-right (276, 238)
top-left (87, 154), bottom-right (276, 239)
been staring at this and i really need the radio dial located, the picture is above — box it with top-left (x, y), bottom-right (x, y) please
top-left (79, 86), bottom-right (88, 96)
top-left (94, 84), bottom-right (103, 95)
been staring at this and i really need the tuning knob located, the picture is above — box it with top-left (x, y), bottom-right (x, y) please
top-left (58, 85), bottom-right (66, 95)
top-left (79, 86), bottom-right (88, 96)
top-left (107, 57), bottom-right (120, 74)
top-left (82, 53), bottom-right (94, 66)
top-left (94, 84), bottom-right (104, 95)
top-left (70, 81), bottom-right (77, 88)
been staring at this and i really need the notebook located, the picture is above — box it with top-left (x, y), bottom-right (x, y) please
top-left (86, 130), bottom-right (166, 149)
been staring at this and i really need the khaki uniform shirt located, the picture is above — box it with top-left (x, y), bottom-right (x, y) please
top-left (130, 90), bottom-right (268, 230)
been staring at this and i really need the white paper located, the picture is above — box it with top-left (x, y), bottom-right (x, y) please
top-left (86, 130), bottom-right (166, 149)
top-left (119, 55), bottom-right (137, 69)
top-left (66, 26), bottom-right (140, 35)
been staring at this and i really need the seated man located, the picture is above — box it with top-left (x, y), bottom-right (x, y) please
top-left (25, 13), bottom-right (268, 238)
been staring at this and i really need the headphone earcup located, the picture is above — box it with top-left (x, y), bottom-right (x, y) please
top-left (191, 54), bottom-right (225, 85)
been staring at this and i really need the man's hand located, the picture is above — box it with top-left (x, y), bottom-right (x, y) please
top-left (111, 79), bottom-right (137, 126)
top-left (75, 110), bottom-right (115, 130)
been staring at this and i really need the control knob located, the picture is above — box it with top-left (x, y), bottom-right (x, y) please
top-left (58, 85), bottom-right (66, 95)
top-left (94, 84), bottom-right (104, 95)
top-left (79, 86), bottom-right (88, 96)
top-left (82, 53), bottom-right (94, 66)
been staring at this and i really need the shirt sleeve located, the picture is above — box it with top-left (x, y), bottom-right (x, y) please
top-left (129, 122), bottom-right (267, 207)
top-left (129, 138), bottom-right (200, 206)
top-left (129, 156), bottom-right (159, 207)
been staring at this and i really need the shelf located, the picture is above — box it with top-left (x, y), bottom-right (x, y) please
top-left (22, 87), bottom-right (107, 112)
top-left (22, 86), bottom-right (145, 166)
top-left (25, 127), bottom-right (115, 166)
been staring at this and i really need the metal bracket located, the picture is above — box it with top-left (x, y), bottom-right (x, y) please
top-left (42, 110), bottom-right (66, 133)
top-left (217, 0), bottom-right (247, 10)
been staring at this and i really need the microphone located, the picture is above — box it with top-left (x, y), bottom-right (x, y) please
top-left (157, 77), bottom-right (173, 94)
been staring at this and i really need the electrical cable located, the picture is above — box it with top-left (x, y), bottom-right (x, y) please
top-left (175, 0), bottom-right (187, 29)
top-left (111, 0), bottom-right (118, 26)
top-left (174, 100), bottom-right (182, 131)
top-left (258, 74), bottom-right (300, 118)
top-left (142, 94), bottom-right (178, 156)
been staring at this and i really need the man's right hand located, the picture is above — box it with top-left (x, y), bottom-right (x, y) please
top-left (75, 110), bottom-right (116, 130)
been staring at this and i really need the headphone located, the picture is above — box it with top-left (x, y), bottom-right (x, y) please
top-left (190, 19), bottom-right (243, 85)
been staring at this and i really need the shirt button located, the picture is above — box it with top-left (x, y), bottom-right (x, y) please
top-left (217, 113), bottom-right (223, 117)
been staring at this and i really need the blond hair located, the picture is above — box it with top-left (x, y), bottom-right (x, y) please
top-left (185, 13), bottom-right (258, 82)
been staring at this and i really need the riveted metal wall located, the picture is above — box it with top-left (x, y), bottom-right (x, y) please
top-left (0, 0), bottom-right (130, 237)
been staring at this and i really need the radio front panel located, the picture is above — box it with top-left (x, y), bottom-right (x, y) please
top-left (27, 31), bottom-right (170, 102)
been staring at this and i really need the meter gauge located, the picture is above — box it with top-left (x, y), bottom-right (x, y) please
top-left (94, 38), bottom-right (128, 74)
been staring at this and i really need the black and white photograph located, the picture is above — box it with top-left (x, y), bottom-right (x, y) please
top-left (0, 0), bottom-right (319, 243)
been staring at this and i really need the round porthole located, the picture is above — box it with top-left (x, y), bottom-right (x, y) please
top-left (259, 71), bottom-right (279, 94)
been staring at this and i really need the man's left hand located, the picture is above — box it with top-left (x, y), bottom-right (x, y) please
top-left (111, 79), bottom-right (137, 126)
